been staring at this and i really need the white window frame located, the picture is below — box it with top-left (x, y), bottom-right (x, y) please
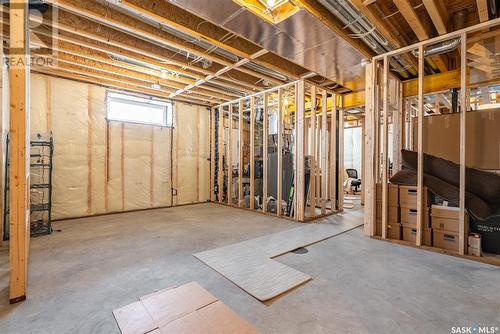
top-left (106, 92), bottom-right (173, 127)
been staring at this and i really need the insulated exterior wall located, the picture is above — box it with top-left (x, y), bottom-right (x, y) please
top-left (174, 103), bottom-right (210, 205)
top-left (28, 74), bottom-right (209, 220)
top-left (50, 79), bottom-right (90, 219)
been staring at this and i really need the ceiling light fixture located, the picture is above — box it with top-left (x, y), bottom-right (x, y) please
top-left (233, 0), bottom-right (299, 24)
top-left (150, 83), bottom-right (162, 91)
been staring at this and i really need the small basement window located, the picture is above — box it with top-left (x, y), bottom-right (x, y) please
top-left (106, 92), bottom-right (173, 127)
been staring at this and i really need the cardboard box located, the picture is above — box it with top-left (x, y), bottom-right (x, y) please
top-left (468, 233), bottom-right (482, 257)
top-left (376, 183), bottom-right (399, 205)
top-left (433, 230), bottom-right (459, 252)
top-left (113, 282), bottom-right (260, 334)
top-left (431, 217), bottom-right (459, 233)
top-left (376, 220), bottom-right (401, 240)
top-left (400, 206), bottom-right (430, 228)
top-left (402, 225), bottom-right (432, 246)
top-left (470, 217), bottom-right (500, 255)
top-left (399, 185), bottom-right (429, 207)
top-left (376, 204), bottom-right (399, 221)
top-left (431, 205), bottom-right (460, 220)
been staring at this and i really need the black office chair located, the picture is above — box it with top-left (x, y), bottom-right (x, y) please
top-left (346, 169), bottom-right (361, 193)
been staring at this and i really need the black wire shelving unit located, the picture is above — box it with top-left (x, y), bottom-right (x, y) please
top-left (3, 132), bottom-right (54, 240)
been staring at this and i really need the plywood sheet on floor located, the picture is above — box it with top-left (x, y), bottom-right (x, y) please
top-left (194, 215), bottom-right (363, 301)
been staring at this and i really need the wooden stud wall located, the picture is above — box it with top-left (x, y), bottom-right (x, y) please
top-left (212, 79), bottom-right (340, 222)
top-left (367, 20), bottom-right (500, 264)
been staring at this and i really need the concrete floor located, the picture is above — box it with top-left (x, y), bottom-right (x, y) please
top-left (0, 203), bottom-right (499, 334)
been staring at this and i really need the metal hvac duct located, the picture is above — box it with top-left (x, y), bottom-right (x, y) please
top-left (411, 38), bottom-right (461, 58)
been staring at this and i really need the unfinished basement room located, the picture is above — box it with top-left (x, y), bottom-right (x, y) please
top-left (0, 0), bottom-right (499, 333)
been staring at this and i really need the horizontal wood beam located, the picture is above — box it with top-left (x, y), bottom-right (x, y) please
top-left (403, 69), bottom-right (462, 97)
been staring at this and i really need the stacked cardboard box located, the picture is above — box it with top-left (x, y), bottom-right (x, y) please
top-left (399, 185), bottom-right (432, 246)
top-left (431, 205), bottom-right (464, 252)
top-left (376, 183), bottom-right (401, 240)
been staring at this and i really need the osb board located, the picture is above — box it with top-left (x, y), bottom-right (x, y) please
top-left (113, 282), bottom-right (260, 334)
top-left (29, 74), bottom-right (210, 220)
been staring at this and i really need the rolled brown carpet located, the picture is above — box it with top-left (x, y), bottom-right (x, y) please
top-left (389, 150), bottom-right (500, 220)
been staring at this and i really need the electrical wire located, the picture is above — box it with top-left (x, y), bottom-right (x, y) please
top-left (382, 1), bottom-right (425, 20)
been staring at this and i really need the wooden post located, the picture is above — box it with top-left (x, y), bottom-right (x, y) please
top-left (238, 100), bottom-right (243, 207)
top-left (360, 118), bottom-right (365, 206)
top-left (459, 32), bottom-right (467, 255)
top-left (392, 79), bottom-right (403, 174)
top-left (365, 61), bottom-right (377, 236)
top-left (330, 93), bottom-right (337, 211)
top-left (263, 93), bottom-right (268, 213)
top-left (227, 104), bottom-right (233, 205)
top-left (296, 80), bottom-right (305, 221)
top-left (218, 107), bottom-right (223, 203)
top-left (381, 56), bottom-right (389, 239)
top-left (416, 44), bottom-right (424, 246)
top-left (249, 97), bottom-right (255, 210)
top-left (321, 90), bottom-right (328, 215)
top-left (9, 0), bottom-right (30, 304)
top-left (210, 108), bottom-right (215, 202)
top-left (277, 89), bottom-right (283, 216)
top-left (337, 96), bottom-right (344, 211)
top-left (308, 86), bottom-right (316, 217)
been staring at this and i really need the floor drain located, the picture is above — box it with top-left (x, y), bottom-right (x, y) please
top-left (291, 247), bottom-right (308, 254)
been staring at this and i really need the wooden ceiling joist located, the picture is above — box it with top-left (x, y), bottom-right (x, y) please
top-left (31, 11), bottom-right (263, 92)
top-left (422, 0), bottom-right (448, 35)
top-left (118, 0), bottom-right (308, 80)
top-left (392, 0), bottom-right (448, 73)
top-left (32, 68), bottom-right (209, 106)
top-left (30, 32), bottom-right (241, 100)
top-left (50, 52), bottom-right (234, 102)
top-left (314, 0), bottom-right (416, 78)
top-left (477, 0), bottom-right (490, 22)
top-left (393, 0), bottom-right (430, 40)
top-left (37, 59), bottom-right (224, 104)
top-left (45, 0), bottom-right (285, 86)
